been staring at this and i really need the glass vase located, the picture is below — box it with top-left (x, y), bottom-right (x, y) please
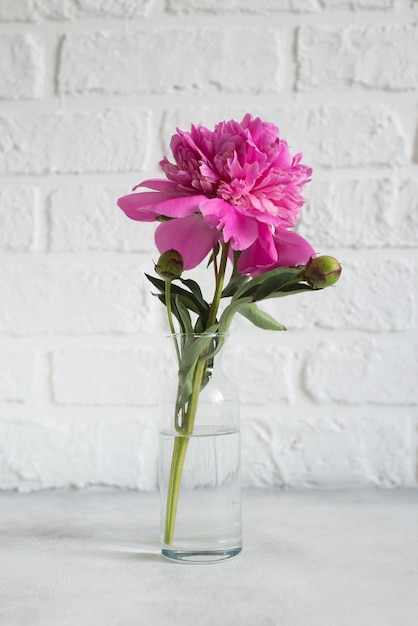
top-left (159, 333), bottom-right (242, 563)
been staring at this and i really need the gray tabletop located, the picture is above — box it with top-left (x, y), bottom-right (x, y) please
top-left (1, 489), bottom-right (417, 626)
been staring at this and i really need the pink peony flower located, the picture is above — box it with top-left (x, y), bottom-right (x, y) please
top-left (118, 114), bottom-right (313, 274)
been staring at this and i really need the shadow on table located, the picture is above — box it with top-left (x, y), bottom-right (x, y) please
top-left (105, 541), bottom-right (162, 562)
top-left (2, 521), bottom-right (162, 562)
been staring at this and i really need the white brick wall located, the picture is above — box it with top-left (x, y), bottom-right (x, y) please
top-left (297, 25), bottom-right (418, 91)
top-left (0, 110), bottom-right (150, 173)
top-left (0, 0), bottom-right (417, 491)
top-left (0, 33), bottom-right (44, 98)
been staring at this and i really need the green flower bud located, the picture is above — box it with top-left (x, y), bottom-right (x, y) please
top-left (155, 249), bottom-right (184, 281)
top-left (305, 255), bottom-right (342, 289)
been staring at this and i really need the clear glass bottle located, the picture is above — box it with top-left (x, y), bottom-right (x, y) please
top-left (159, 333), bottom-right (242, 563)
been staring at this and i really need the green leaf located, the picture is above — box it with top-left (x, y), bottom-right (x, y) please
top-left (175, 327), bottom-right (218, 412)
top-left (252, 269), bottom-right (305, 301)
top-left (145, 273), bottom-right (167, 293)
top-left (218, 295), bottom-right (289, 335)
top-left (175, 297), bottom-right (194, 335)
top-left (180, 278), bottom-right (205, 303)
top-left (179, 326), bottom-right (219, 372)
top-left (232, 267), bottom-right (304, 301)
top-left (218, 297), bottom-right (253, 335)
top-left (238, 302), bottom-right (286, 331)
top-left (146, 273), bottom-right (209, 318)
top-left (221, 274), bottom-right (250, 298)
top-left (179, 278), bottom-right (210, 323)
top-left (194, 318), bottom-right (205, 333)
top-left (176, 376), bottom-right (194, 413)
top-left (263, 284), bottom-right (314, 299)
top-left (157, 295), bottom-right (184, 333)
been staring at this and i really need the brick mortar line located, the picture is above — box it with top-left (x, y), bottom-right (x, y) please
top-left (0, 10), bottom-right (416, 33)
top-left (1, 95), bottom-right (417, 114)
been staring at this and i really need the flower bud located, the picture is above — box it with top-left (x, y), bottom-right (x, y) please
top-left (305, 255), bottom-right (342, 289)
top-left (155, 249), bottom-right (184, 281)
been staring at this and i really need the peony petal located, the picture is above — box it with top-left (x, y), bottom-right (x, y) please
top-left (198, 197), bottom-right (228, 228)
top-left (132, 179), bottom-right (185, 194)
top-left (273, 229), bottom-right (315, 267)
top-left (237, 223), bottom-right (277, 275)
top-left (155, 215), bottom-right (221, 270)
top-left (200, 198), bottom-right (258, 250)
top-left (118, 192), bottom-right (207, 221)
top-left (223, 210), bottom-right (258, 250)
top-left (238, 227), bottom-right (314, 276)
top-left (117, 193), bottom-right (159, 222)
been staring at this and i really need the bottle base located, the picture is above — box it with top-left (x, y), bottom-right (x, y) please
top-left (161, 545), bottom-right (242, 564)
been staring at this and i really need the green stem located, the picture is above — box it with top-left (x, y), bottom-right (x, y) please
top-left (163, 435), bottom-right (189, 545)
top-left (206, 241), bottom-right (230, 329)
top-left (163, 241), bottom-right (231, 546)
top-left (163, 358), bottom-right (206, 545)
top-left (212, 245), bottom-right (219, 282)
top-left (165, 280), bottom-right (180, 364)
